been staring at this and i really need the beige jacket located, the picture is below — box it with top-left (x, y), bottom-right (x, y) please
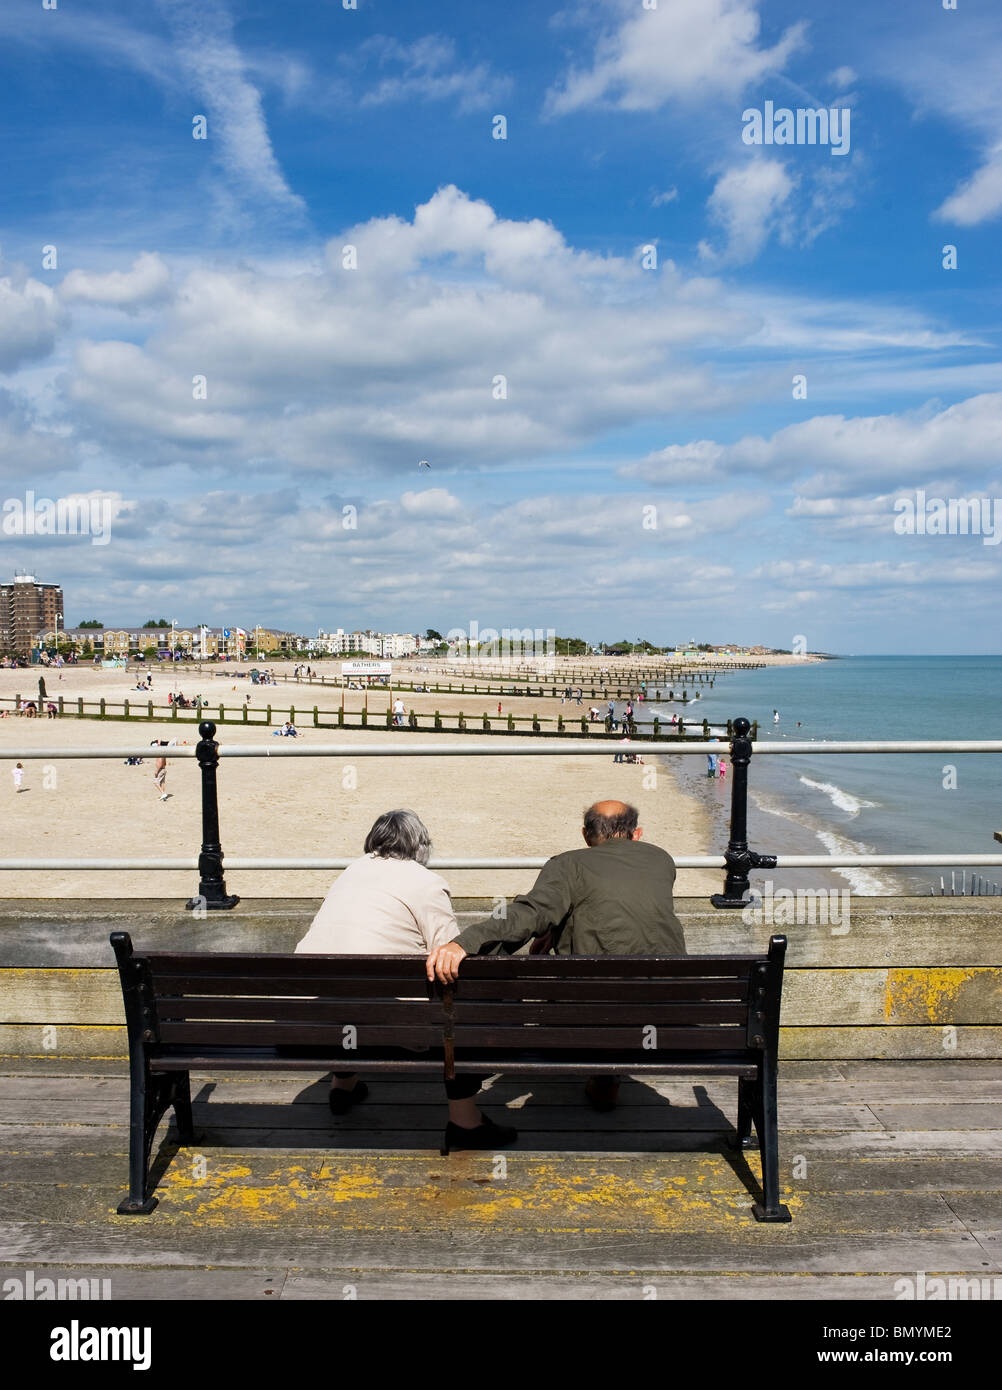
top-left (295, 853), bottom-right (458, 956)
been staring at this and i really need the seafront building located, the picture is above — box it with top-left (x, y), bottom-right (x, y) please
top-left (312, 628), bottom-right (423, 658)
top-left (0, 572), bottom-right (64, 656)
top-left (34, 624), bottom-right (256, 660)
top-left (30, 616), bottom-right (422, 661)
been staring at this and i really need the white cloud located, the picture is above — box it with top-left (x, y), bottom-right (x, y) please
top-left (0, 389), bottom-right (73, 479)
top-left (651, 188), bottom-right (678, 207)
top-left (546, 0), bottom-right (805, 115)
top-left (626, 394), bottom-right (1002, 496)
top-left (881, 17), bottom-right (1002, 228)
top-left (153, 0), bottom-right (303, 210)
top-left (0, 273), bottom-right (66, 373)
top-left (753, 556), bottom-right (998, 591)
top-left (699, 160), bottom-right (795, 264)
top-left (60, 253), bottom-right (172, 312)
top-left (934, 143), bottom-right (1002, 226)
top-left (0, 2), bottom-right (301, 213)
top-left (355, 36), bottom-right (510, 113)
top-left (59, 187), bottom-right (752, 473)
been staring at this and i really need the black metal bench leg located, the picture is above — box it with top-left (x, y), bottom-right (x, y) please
top-left (117, 1070), bottom-right (158, 1216)
top-left (171, 1072), bottom-right (195, 1144)
top-left (729, 1076), bottom-right (757, 1150)
top-left (752, 1055), bottom-right (791, 1223)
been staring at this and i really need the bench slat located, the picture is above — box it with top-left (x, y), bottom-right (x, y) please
top-left (146, 955), bottom-right (431, 979)
top-left (156, 1022), bottom-right (442, 1046)
top-left (154, 998), bottom-right (749, 1026)
top-left (455, 1026), bottom-right (747, 1049)
top-left (155, 1021), bottom-right (745, 1049)
top-left (457, 957), bottom-right (756, 980)
top-left (453, 1003), bottom-right (749, 1025)
top-left (144, 953), bottom-right (757, 980)
top-left (151, 974), bottom-right (433, 998)
top-left (158, 998), bottom-right (442, 1024)
top-left (149, 1052), bottom-right (758, 1077)
top-left (149, 974), bottom-right (749, 1003)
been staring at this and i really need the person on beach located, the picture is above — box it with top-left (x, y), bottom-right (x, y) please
top-left (12, 762), bottom-right (25, 793)
top-left (427, 800), bottom-right (686, 1112)
top-left (296, 811), bottom-right (517, 1152)
top-left (718, 757), bottom-right (727, 779)
top-left (706, 752), bottom-right (718, 777)
top-left (393, 697), bottom-right (406, 726)
top-left (151, 740), bottom-right (171, 800)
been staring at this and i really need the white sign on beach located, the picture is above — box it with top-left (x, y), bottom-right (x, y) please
top-left (341, 660), bottom-right (392, 675)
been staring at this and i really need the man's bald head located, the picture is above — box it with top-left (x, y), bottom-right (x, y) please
top-left (582, 800), bottom-right (641, 846)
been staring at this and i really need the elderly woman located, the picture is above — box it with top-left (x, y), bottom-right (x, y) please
top-left (295, 809), bottom-right (516, 1152)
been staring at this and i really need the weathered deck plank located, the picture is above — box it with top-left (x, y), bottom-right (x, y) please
top-left (1, 1221), bottom-right (992, 1274)
top-left (1, 1056), bottom-right (1001, 1296)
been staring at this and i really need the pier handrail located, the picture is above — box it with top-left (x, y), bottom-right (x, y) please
top-left (2, 717), bottom-right (1000, 910)
top-left (2, 855), bottom-right (1000, 871)
top-left (5, 739), bottom-right (1002, 759)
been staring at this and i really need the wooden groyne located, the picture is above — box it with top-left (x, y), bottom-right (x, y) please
top-left (1, 694), bottom-right (738, 738)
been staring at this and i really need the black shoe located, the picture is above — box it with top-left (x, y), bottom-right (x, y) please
top-left (328, 1081), bottom-right (368, 1116)
top-left (441, 1113), bottom-right (518, 1155)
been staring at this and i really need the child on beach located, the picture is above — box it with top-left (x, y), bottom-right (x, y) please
top-left (12, 762), bottom-right (25, 792)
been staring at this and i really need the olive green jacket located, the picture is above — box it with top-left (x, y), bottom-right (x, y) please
top-left (455, 838), bottom-right (686, 957)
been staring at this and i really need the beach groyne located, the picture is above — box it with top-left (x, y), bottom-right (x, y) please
top-left (153, 665), bottom-right (719, 700)
top-left (1, 693), bottom-right (736, 738)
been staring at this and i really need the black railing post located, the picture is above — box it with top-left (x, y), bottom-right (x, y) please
top-left (186, 720), bottom-right (239, 911)
top-left (710, 715), bottom-right (776, 909)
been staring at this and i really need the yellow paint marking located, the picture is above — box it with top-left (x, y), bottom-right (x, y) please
top-left (885, 969), bottom-right (1002, 1024)
top-left (149, 1155), bottom-right (803, 1231)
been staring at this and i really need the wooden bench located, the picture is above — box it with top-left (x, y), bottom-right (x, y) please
top-left (110, 931), bottom-right (790, 1222)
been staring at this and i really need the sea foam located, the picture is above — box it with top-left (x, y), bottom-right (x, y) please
top-left (798, 775), bottom-right (878, 819)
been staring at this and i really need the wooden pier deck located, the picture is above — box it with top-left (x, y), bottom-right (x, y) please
top-left (1, 1056), bottom-right (1000, 1300)
top-left (1, 896), bottom-right (999, 1301)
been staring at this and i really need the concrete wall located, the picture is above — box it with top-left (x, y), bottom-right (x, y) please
top-left (0, 898), bottom-right (999, 1060)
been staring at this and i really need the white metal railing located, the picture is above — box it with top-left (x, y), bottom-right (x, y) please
top-left (2, 733), bottom-right (1000, 888)
top-left (4, 739), bottom-right (1002, 759)
top-left (2, 854), bottom-right (1001, 871)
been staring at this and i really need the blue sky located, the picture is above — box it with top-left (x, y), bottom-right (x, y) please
top-left (1, 0), bottom-right (1000, 651)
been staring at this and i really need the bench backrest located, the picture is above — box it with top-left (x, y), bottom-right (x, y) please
top-left (110, 934), bottom-right (786, 1058)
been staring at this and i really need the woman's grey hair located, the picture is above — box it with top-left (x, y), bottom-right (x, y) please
top-left (364, 809), bottom-right (432, 865)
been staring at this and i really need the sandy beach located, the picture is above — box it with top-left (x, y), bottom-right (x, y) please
top-left (0, 662), bottom-right (722, 901)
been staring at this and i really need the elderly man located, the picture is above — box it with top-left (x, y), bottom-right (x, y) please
top-left (426, 799), bottom-right (686, 1111)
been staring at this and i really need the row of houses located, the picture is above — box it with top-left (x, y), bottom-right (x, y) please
top-left (34, 625), bottom-right (430, 660)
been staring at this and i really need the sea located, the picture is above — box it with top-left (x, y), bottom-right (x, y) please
top-left (644, 655), bottom-right (1002, 897)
